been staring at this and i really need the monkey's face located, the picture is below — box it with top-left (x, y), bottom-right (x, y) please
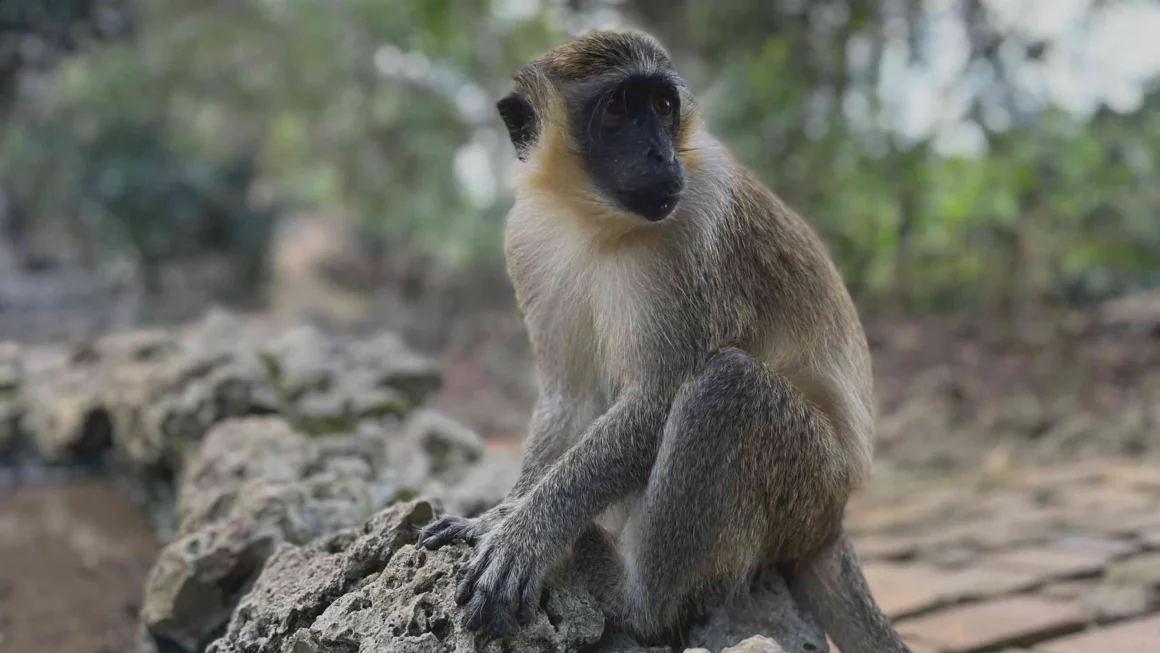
top-left (576, 76), bottom-right (686, 222)
top-left (498, 31), bottom-right (693, 224)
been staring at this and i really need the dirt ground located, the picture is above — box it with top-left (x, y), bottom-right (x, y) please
top-left (0, 481), bottom-right (159, 653)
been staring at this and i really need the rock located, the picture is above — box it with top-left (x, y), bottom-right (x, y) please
top-left (256, 326), bottom-right (435, 437)
top-left (209, 501), bottom-right (605, 653)
top-left (17, 319), bottom-right (279, 468)
top-left (120, 340), bottom-right (279, 468)
top-left (592, 632), bottom-right (673, 653)
top-left (427, 447), bottom-right (522, 518)
top-left (182, 309), bottom-right (256, 353)
top-left (92, 328), bottom-right (181, 362)
top-left (259, 325), bottom-right (338, 400)
top-left (683, 569), bottom-right (828, 652)
top-left (719, 636), bottom-right (789, 653)
top-left (19, 329), bottom-right (167, 463)
top-left (381, 409), bottom-right (517, 517)
top-left (206, 499), bottom-right (826, 653)
top-left (21, 362), bottom-right (110, 461)
top-left (8, 308), bottom-right (442, 471)
top-left (0, 398), bottom-right (21, 456)
top-left (174, 418), bottom-right (313, 533)
top-left (0, 342), bottom-right (24, 455)
top-left (141, 417), bottom-right (396, 653)
top-left (0, 341), bottom-right (22, 391)
top-left (393, 409), bottom-right (484, 481)
top-left (206, 501), bottom-right (434, 653)
top-left (345, 332), bottom-right (442, 406)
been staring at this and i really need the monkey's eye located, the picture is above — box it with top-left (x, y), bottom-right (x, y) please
top-left (652, 92), bottom-right (674, 118)
top-left (605, 93), bottom-right (627, 119)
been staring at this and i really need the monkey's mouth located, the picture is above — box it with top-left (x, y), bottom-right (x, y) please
top-left (619, 189), bottom-right (682, 222)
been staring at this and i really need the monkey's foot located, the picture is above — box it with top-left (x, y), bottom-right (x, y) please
top-left (418, 514), bottom-right (484, 550)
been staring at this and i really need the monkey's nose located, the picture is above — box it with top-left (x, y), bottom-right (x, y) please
top-left (646, 146), bottom-right (674, 165)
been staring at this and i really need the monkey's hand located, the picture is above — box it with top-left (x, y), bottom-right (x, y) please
top-left (418, 502), bottom-right (514, 550)
top-left (455, 511), bottom-right (551, 637)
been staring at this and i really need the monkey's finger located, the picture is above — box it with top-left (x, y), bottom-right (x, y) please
top-left (456, 548), bottom-right (491, 605)
top-left (419, 516), bottom-right (453, 540)
top-left (421, 520), bottom-right (471, 550)
top-left (461, 589), bottom-right (494, 632)
top-left (487, 577), bottom-right (522, 638)
top-left (418, 527), bottom-right (446, 549)
top-left (461, 525), bottom-right (482, 546)
top-left (464, 562), bottom-right (509, 632)
top-left (515, 572), bottom-right (538, 626)
top-left (487, 607), bottom-right (519, 639)
top-left (420, 530), bottom-right (454, 550)
top-left (486, 564), bottom-right (527, 637)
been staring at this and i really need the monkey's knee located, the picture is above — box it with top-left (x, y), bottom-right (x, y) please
top-left (667, 347), bottom-right (770, 439)
top-left (699, 347), bottom-right (765, 383)
top-left (690, 348), bottom-right (769, 403)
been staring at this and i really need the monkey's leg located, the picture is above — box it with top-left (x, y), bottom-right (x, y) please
top-left (576, 348), bottom-right (854, 643)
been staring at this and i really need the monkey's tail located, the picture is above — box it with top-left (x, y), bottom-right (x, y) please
top-left (785, 531), bottom-right (913, 653)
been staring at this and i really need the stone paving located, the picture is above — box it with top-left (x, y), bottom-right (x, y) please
top-left (843, 460), bottom-right (1160, 653)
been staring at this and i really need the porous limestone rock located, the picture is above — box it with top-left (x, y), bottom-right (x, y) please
top-left (204, 500), bottom-right (827, 653)
top-left (140, 417), bottom-right (394, 653)
top-left (209, 499), bottom-right (604, 653)
top-left (0, 341), bottom-right (23, 455)
top-left (11, 309), bottom-right (446, 473)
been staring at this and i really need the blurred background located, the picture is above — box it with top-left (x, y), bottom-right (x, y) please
top-left (4, 0), bottom-right (1160, 465)
top-left (2, 1), bottom-right (1160, 651)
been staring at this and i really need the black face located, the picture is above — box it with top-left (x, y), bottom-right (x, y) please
top-left (578, 76), bottom-right (685, 221)
top-left (496, 73), bottom-right (685, 222)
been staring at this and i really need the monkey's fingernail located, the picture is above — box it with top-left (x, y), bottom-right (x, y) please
top-left (488, 618), bottom-right (511, 639)
top-left (461, 612), bottom-right (477, 631)
top-left (464, 594), bottom-right (492, 632)
top-left (456, 583), bottom-right (474, 605)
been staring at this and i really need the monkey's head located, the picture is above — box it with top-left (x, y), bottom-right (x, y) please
top-left (499, 30), bottom-right (698, 223)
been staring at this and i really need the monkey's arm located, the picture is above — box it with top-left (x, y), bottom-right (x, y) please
top-left (508, 384), bottom-right (588, 496)
top-left (419, 381), bottom-right (585, 549)
top-left (455, 387), bottom-right (669, 634)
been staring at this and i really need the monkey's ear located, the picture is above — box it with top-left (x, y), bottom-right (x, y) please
top-left (497, 92), bottom-right (537, 161)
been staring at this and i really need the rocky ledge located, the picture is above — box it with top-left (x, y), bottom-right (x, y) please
top-left (206, 499), bottom-right (826, 653)
top-left (0, 310), bottom-right (824, 653)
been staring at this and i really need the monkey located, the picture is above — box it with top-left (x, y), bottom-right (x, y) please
top-left (419, 29), bottom-right (911, 653)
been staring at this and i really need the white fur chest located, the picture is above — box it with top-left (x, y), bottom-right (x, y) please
top-left (505, 207), bottom-right (650, 398)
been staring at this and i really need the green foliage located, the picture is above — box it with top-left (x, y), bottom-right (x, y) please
top-left (1, 110), bottom-right (277, 289)
top-left (0, 0), bottom-right (134, 117)
top-left (2, 0), bottom-right (1158, 311)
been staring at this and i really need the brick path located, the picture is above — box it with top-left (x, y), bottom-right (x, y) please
top-left (844, 461), bottom-right (1160, 652)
